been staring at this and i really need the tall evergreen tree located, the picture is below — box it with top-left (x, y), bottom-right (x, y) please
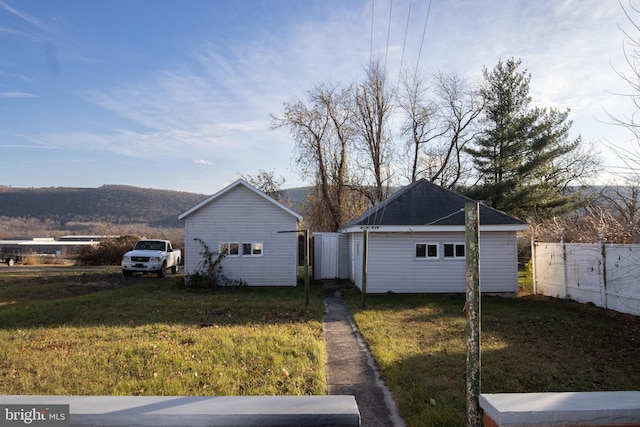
top-left (466, 58), bottom-right (594, 219)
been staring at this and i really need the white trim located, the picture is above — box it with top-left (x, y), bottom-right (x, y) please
top-left (178, 179), bottom-right (302, 221)
top-left (443, 242), bottom-right (466, 259)
top-left (341, 224), bottom-right (529, 233)
top-left (219, 242), bottom-right (240, 257)
top-left (415, 242), bottom-right (439, 259)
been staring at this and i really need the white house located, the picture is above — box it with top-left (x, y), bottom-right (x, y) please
top-left (338, 179), bottom-right (529, 294)
top-left (178, 179), bottom-right (303, 287)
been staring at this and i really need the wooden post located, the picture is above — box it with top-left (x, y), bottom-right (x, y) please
top-left (561, 235), bottom-right (568, 299)
top-left (304, 230), bottom-right (310, 307)
top-left (599, 235), bottom-right (608, 310)
top-left (465, 202), bottom-right (481, 427)
top-left (531, 236), bottom-right (538, 295)
top-left (361, 229), bottom-right (368, 309)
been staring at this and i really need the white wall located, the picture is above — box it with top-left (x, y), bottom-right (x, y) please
top-left (533, 241), bottom-right (640, 316)
top-left (183, 185), bottom-right (299, 286)
top-left (349, 231), bottom-right (519, 294)
top-left (313, 233), bottom-right (350, 280)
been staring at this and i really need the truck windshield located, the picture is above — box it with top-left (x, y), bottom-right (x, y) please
top-left (134, 241), bottom-right (165, 251)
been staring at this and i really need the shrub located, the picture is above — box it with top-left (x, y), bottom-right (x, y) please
top-left (185, 238), bottom-right (246, 288)
top-left (77, 235), bottom-right (140, 265)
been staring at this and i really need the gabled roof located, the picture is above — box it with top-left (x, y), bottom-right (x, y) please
top-left (178, 179), bottom-right (302, 221)
top-left (341, 179), bottom-right (527, 232)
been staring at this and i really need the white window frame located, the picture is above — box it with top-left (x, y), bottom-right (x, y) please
top-left (219, 242), bottom-right (240, 257)
top-left (415, 242), bottom-right (439, 259)
top-left (242, 242), bottom-right (263, 257)
top-left (443, 243), bottom-right (465, 259)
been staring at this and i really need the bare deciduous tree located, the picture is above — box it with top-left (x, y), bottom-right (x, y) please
top-left (272, 83), bottom-right (356, 231)
top-left (352, 60), bottom-right (395, 204)
top-left (398, 71), bottom-right (483, 188)
top-left (398, 71), bottom-right (444, 183)
top-left (239, 169), bottom-right (290, 206)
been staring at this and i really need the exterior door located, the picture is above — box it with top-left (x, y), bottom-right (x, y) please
top-left (320, 234), bottom-right (339, 279)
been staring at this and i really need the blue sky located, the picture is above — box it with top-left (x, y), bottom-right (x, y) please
top-left (0, 0), bottom-right (636, 194)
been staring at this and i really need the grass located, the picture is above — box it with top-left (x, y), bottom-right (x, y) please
top-left (343, 278), bottom-right (640, 427)
top-left (5, 267), bottom-right (640, 426)
top-left (0, 268), bottom-right (327, 396)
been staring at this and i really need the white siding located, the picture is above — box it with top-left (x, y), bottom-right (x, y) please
top-left (183, 185), bottom-right (299, 286)
top-left (313, 233), bottom-right (350, 280)
top-left (338, 233), bottom-right (350, 279)
top-left (349, 231), bottom-right (518, 294)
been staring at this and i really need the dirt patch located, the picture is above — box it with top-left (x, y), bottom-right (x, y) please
top-left (28, 281), bottom-right (118, 300)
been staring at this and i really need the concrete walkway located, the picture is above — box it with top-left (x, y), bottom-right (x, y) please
top-left (322, 281), bottom-right (405, 427)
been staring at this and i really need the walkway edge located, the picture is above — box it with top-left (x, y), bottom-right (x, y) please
top-left (344, 312), bottom-right (406, 427)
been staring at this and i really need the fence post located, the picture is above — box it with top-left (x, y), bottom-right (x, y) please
top-left (304, 230), bottom-right (310, 308)
top-left (531, 237), bottom-right (537, 295)
top-left (361, 230), bottom-right (368, 309)
top-left (599, 236), bottom-right (608, 310)
top-left (561, 236), bottom-right (568, 299)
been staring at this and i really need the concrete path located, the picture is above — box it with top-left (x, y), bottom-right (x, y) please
top-left (322, 281), bottom-right (405, 427)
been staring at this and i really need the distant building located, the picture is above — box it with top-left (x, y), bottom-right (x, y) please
top-left (0, 236), bottom-right (112, 263)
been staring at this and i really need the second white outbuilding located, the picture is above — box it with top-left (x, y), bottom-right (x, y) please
top-left (178, 179), bottom-right (303, 287)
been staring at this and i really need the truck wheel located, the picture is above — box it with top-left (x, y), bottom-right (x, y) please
top-left (171, 262), bottom-right (179, 274)
top-left (7, 258), bottom-right (15, 267)
top-left (157, 262), bottom-right (167, 278)
top-left (122, 270), bottom-right (132, 277)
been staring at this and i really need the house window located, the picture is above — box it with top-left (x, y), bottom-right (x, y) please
top-left (242, 242), bottom-right (263, 256)
top-left (220, 242), bottom-right (240, 256)
top-left (443, 243), bottom-right (465, 258)
top-left (416, 243), bottom-right (438, 259)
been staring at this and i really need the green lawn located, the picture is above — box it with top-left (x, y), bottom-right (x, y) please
top-left (0, 268), bottom-right (327, 396)
top-left (4, 268), bottom-right (639, 427)
top-left (344, 282), bottom-right (640, 427)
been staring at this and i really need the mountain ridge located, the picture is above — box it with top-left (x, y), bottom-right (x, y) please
top-left (0, 184), bottom-right (312, 231)
top-left (0, 185), bottom-right (210, 228)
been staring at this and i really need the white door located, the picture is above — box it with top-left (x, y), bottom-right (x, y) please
top-left (320, 234), bottom-right (339, 279)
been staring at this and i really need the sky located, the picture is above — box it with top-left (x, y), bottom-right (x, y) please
top-left (0, 0), bottom-right (638, 195)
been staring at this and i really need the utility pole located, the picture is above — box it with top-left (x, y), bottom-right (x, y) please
top-left (465, 202), bottom-right (481, 427)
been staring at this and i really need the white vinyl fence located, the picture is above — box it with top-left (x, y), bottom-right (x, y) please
top-left (532, 240), bottom-right (640, 316)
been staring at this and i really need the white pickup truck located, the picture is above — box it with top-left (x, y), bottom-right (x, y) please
top-left (121, 239), bottom-right (181, 277)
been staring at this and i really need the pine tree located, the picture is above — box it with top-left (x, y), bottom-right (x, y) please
top-left (466, 58), bottom-right (591, 219)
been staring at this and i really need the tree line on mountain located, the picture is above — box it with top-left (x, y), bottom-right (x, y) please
top-left (0, 185), bottom-right (207, 239)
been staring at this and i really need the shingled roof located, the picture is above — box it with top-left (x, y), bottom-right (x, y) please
top-left (342, 179), bottom-right (527, 229)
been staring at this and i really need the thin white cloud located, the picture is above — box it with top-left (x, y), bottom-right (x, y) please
top-left (46, 0), bottom-right (636, 185)
top-left (0, 1), bottom-right (44, 30)
top-left (0, 91), bottom-right (36, 98)
top-left (0, 25), bottom-right (33, 38)
top-left (0, 144), bottom-right (55, 149)
top-left (195, 159), bottom-right (212, 165)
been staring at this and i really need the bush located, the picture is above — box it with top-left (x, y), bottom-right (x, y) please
top-left (184, 238), bottom-right (246, 288)
top-left (76, 235), bottom-right (140, 265)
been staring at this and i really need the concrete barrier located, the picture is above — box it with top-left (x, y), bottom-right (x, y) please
top-left (0, 395), bottom-right (360, 426)
top-left (480, 391), bottom-right (640, 427)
